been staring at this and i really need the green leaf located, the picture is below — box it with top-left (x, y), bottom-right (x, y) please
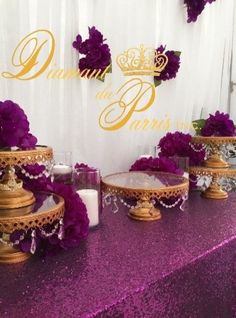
top-left (174, 51), bottom-right (181, 57)
top-left (154, 78), bottom-right (162, 87)
top-left (192, 119), bottom-right (206, 135)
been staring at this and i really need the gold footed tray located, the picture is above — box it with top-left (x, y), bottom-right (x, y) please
top-left (0, 192), bottom-right (65, 264)
top-left (191, 136), bottom-right (236, 169)
top-left (102, 171), bottom-right (189, 221)
top-left (190, 166), bottom-right (236, 200)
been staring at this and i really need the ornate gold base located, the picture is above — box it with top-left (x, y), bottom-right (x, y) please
top-left (204, 155), bottom-right (229, 169)
top-left (0, 244), bottom-right (31, 264)
top-left (201, 185), bottom-right (228, 200)
top-left (0, 188), bottom-right (35, 209)
top-left (128, 198), bottom-right (161, 221)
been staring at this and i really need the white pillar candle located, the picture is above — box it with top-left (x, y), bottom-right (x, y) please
top-left (77, 189), bottom-right (99, 227)
top-left (52, 164), bottom-right (72, 175)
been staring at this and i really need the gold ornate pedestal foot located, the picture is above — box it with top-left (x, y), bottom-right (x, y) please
top-left (0, 165), bottom-right (35, 209)
top-left (201, 184), bottom-right (228, 199)
top-left (0, 189), bottom-right (35, 209)
top-left (0, 244), bottom-right (31, 264)
top-left (204, 154), bottom-right (229, 169)
top-left (128, 197), bottom-right (161, 221)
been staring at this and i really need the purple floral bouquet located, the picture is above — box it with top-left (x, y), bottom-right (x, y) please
top-left (158, 131), bottom-right (205, 166)
top-left (0, 100), bottom-right (37, 149)
top-left (72, 26), bottom-right (111, 80)
top-left (184, 0), bottom-right (216, 23)
top-left (193, 111), bottom-right (235, 137)
top-left (154, 45), bottom-right (181, 87)
top-left (130, 156), bottom-right (183, 175)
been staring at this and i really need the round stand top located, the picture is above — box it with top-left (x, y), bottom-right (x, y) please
top-left (0, 192), bottom-right (64, 233)
top-left (102, 171), bottom-right (189, 200)
top-left (0, 145), bottom-right (53, 167)
top-left (192, 136), bottom-right (236, 145)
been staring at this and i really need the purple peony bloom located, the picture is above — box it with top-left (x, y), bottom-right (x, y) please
top-left (130, 156), bottom-right (183, 175)
top-left (184, 0), bottom-right (216, 23)
top-left (154, 45), bottom-right (181, 83)
top-left (0, 100), bottom-right (37, 149)
top-left (72, 26), bottom-right (111, 78)
top-left (201, 111), bottom-right (235, 137)
top-left (158, 131), bottom-right (205, 166)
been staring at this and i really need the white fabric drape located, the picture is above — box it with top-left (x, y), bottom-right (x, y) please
top-left (0, 0), bottom-right (235, 174)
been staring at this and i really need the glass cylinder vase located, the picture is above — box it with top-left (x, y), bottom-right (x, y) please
top-left (74, 168), bottom-right (100, 228)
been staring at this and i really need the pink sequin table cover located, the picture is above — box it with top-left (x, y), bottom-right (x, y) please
top-left (0, 192), bottom-right (236, 317)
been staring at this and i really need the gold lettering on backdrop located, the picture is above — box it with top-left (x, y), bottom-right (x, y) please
top-left (96, 84), bottom-right (114, 100)
top-left (129, 116), bottom-right (171, 131)
top-left (99, 78), bottom-right (155, 131)
top-left (2, 29), bottom-right (55, 80)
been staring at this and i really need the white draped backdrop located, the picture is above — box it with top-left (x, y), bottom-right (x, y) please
top-left (0, 0), bottom-right (235, 174)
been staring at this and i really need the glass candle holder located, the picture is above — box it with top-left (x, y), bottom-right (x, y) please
top-left (170, 156), bottom-right (189, 179)
top-left (51, 151), bottom-right (73, 184)
top-left (74, 168), bottom-right (100, 228)
top-left (137, 145), bottom-right (156, 159)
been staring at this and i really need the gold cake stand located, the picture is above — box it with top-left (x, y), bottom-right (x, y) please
top-left (191, 136), bottom-right (236, 168)
top-left (0, 192), bottom-right (64, 264)
top-left (190, 166), bottom-right (236, 199)
top-left (102, 171), bottom-right (189, 221)
top-left (0, 146), bottom-right (53, 208)
top-left (0, 146), bottom-right (66, 264)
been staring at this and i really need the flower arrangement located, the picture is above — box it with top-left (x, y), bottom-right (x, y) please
top-left (158, 131), bottom-right (205, 166)
top-left (72, 26), bottom-right (111, 80)
top-left (154, 45), bottom-right (181, 87)
top-left (130, 156), bottom-right (183, 175)
top-left (184, 0), bottom-right (216, 23)
top-left (193, 111), bottom-right (235, 137)
top-left (0, 100), bottom-right (37, 149)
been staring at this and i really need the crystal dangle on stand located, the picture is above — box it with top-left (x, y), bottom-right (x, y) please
top-left (58, 218), bottom-right (64, 240)
top-left (30, 229), bottom-right (37, 254)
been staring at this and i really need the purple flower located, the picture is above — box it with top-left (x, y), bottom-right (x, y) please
top-left (154, 45), bottom-right (181, 84)
top-left (0, 100), bottom-right (37, 149)
top-left (158, 131), bottom-right (205, 166)
top-left (184, 0), bottom-right (216, 23)
top-left (201, 111), bottom-right (235, 137)
top-left (72, 26), bottom-right (111, 78)
top-left (130, 156), bottom-right (183, 175)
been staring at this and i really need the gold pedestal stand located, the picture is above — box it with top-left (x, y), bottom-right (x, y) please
top-left (190, 166), bottom-right (236, 200)
top-left (0, 146), bottom-right (55, 264)
top-left (128, 197), bottom-right (161, 221)
top-left (102, 172), bottom-right (189, 222)
top-left (192, 136), bottom-right (236, 169)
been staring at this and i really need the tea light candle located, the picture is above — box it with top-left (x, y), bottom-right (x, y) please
top-left (77, 189), bottom-right (99, 227)
top-left (52, 164), bottom-right (72, 175)
top-left (139, 154), bottom-right (152, 159)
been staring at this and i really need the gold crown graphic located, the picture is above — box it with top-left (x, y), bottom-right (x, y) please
top-left (116, 44), bottom-right (168, 76)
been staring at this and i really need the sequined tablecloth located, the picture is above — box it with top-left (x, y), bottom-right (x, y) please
top-left (0, 192), bottom-right (236, 318)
